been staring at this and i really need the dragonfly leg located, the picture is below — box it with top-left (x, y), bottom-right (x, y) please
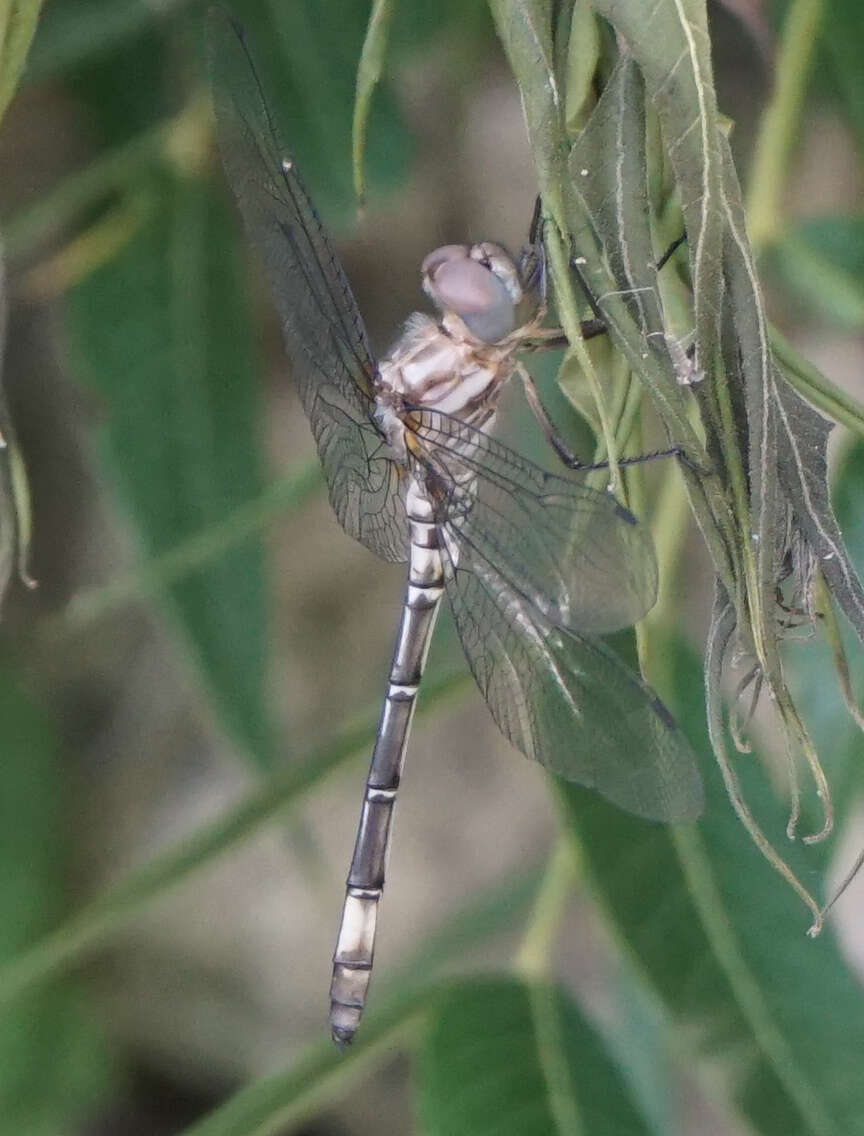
top-left (656, 230), bottom-right (688, 272)
top-left (520, 318), bottom-right (607, 354)
top-left (516, 363), bottom-right (702, 476)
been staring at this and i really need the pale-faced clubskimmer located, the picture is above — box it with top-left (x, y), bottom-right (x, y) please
top-left (207, 11), bottom-right (703, 1047)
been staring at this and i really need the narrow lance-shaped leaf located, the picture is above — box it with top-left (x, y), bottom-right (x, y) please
top-left (563, 45), bottom-right (736, 591)
top-left (718, 132), bottom-right (864, 838)
top-left (590, 0), bottom-right (725, 377)
top-left (563, 0), bottom-right (601, 135)
top-left (569, 56), bottom-right (665, 341)
top-left (0, 673), bottom-right (111, 1129)
top-left (559, 631), bottom-right (864, 1136)
top-left (0, 0), bottom-right (46, 124)
top-left (719, 161), bottom-right (788, 648)
top-left (352, 0), bottom-right (396, 205)
top-left (417, 978), bottom-right (654, 1136)
top-left (488, 0), bottom-right (567, 224)
top-left (67, 174), bottom-right (271, 766)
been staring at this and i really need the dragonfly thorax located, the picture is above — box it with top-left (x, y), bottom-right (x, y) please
top-left (378, 311), bottom-right (514, 428)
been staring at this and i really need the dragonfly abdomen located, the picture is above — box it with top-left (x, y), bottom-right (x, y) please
top-left (329, 480), bottom-right (444, 1046)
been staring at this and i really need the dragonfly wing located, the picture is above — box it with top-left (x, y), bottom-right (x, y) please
top-left (412, 409), bottom-right (657, 633)
top-left (439, 536), bottom-right (703, 821)
top-left (207, 12), bottom-right (407, 562)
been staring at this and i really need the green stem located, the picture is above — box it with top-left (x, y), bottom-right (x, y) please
top-left (181, 989), bottom-right (437, 1136)
top-left (746, 0), bottom-right (825, 252)
top-left (515, 832), bottom-right (579, 979)
top-left (39, 462), bottom-right (321, 646)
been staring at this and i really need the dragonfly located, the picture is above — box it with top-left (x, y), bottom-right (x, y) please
top-left (207, 11), bottom-right (703, 1047)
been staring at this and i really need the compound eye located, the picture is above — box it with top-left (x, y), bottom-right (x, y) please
top-left (420, 244), bottom-right (470, 278)
top-left (470, 242), bottom-right (523, 304)
top-left (424, 254), bottom-right (516, 343)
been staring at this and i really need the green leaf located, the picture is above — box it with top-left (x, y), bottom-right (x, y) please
top-left (0, 674), bottom-right (111, 1133)
top-left (819, 0), bottom-right (864, 152)
top-left (773, 372), bottom-right (864, 641)
top-left (590, 0), bottom-right (725, 376)
top-left (417, 977), bottom-right (653, 1136)
top-left (353, 0), bottom-right (397, 204)
top-left (488, 0), bottom-right (567, 224)
top-left (27, 0), bottom-right (172, 81)
top-left (0, 0), bottom-right (46, 123)
top-left (567, 55), bottom-right (664, 342)
top-left (563, 0), bottom-right (600, 134)
top-left (228, 0), bottom-right (409, 217)
top-left (67, 174), bottom-right (271, 766)
top-left (787, 440), bottom-right (864, 827)
top-left (770, 323), bottom-right (864, 441)
top-left (560, 634), bottom-right (864, 1136)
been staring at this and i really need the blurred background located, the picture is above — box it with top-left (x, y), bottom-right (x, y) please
top-left (0, 1), bottom-right (862, 1133)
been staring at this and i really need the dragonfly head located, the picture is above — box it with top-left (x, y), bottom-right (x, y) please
top-left (421, 242), bottom-right (522, 343)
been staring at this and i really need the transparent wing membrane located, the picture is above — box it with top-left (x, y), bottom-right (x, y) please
top-left (207, 12), bottom-right (407, 561)
top-left (411, 409), bottom-right (659, 634)
top-left (402, 410), bottom-right (701, 821)
top-left (440, 532), bottom-right (702, 822)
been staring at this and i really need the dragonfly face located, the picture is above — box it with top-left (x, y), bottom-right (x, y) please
top-left (421, 241), bottom-right (526, 344)
top-left (207, 10), bottom-right (703, 1048)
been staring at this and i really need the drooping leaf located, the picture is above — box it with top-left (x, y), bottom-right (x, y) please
top-left (417, 978), bottom-right (654, 1136)
top-left (720, 130), bottom-right (864, 659)
top-left (226, 0), bottom-right (409, 218)
top-left (787, 440), bottom-right (864, 830)
top-left (67, 173), bottom-right (272, 766)
top-left (561, 35), bottom-right (736, 588)
top-left (774, 376), bottom-right (864, 641)
top-left (353, 0), bottom-right (397, 204)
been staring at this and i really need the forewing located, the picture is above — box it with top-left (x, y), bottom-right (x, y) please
top-left (207, 11), bottom-right (407, 562)
top-left (412, 410), bottom-right (657, 633)
top-left (440, 537), bottom-right (703, 821)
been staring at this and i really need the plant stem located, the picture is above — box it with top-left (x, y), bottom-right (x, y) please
top-left (746, 0), bottom-right (825, 253)
top-left (515, 833), bottom-right (579, 980)
top-left (38, 462), bottom-right (321, 647)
